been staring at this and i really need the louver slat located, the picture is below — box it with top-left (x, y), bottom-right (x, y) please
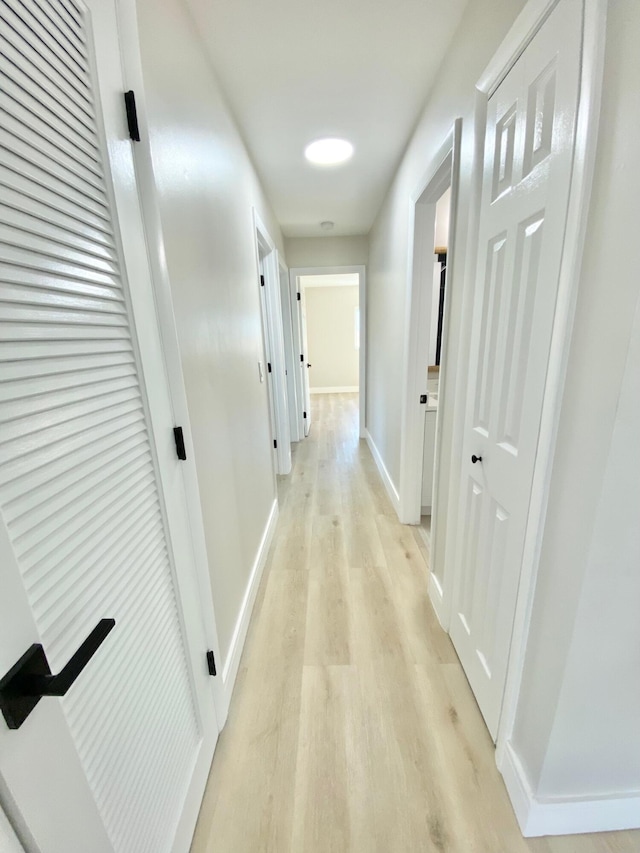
top-left (0, 2), bottom-right (201, 851)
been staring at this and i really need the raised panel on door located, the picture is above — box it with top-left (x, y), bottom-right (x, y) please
top-left (451, 0), bottom-right (582, 739)
top-left (0, 0), bottom-right (216, 849)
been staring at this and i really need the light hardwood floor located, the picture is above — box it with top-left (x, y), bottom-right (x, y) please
top-left (191, 393), bottom-right (639, 853)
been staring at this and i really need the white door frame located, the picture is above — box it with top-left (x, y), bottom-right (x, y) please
top-left (289, 265), bottom-right (367, 438)
top-left (277, 254), bottom-right (301, 443)
top-left (116, 0), bottom-right (228, 724)
top-left (398, 122), bottom-right (462, 629)
top-left (0, 803), bottom-right (22, 853)
top-left (444, 0), bottom-right (606, 770)
top-left (253, 211), bottom-right (292, 475)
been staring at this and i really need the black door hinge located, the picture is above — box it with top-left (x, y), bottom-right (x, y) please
top-left (173, 426), bottom-right (187, 460)
top-left (420, 394), bottom-right (427, 404)
top-left (267, 362), bottom-right (272, 373)
top-left (297, 292), bottom-right (301, 301)
top-left (273, 439), bottom-right (278, 449)
top-left (123, 91), bottom-right (140, 142)
top-left (303, 411), bottom-right (307, 419)
top-left (206, 650), bottom-right (217, 677)
top-left (260, 275), bottom-right (265, 287)
top-left (300, 354), bottom-right (304, 362)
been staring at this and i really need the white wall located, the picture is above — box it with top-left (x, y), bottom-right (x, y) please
top-left (284, 236), bottom-right (369, 268)
top-left (135, 0), bottom-right (283, 669)
top-left (511, 0), bottom-right (640, 801)
top-left (304, 285), bottom-right (359, 390)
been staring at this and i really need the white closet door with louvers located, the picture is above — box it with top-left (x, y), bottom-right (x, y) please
top-left (0, 0), bottom-right (218, 851)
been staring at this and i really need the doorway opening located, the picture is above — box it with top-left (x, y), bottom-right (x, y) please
top-left (288, 265), bottom-right (366, 439)
top-left (418, 188), bottom-right (451, 549)
top-left (399, 123), bottom-right (462, 617)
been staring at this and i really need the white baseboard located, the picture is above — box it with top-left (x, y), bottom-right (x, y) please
top-left (219, 498), bottom-right (279, 719)
top-left (364, 429), bottom-right (401, 514)
top-left (427, 571), bottom-right (449, 628)
top-left (310, 386), bottom-right (359, 394)
top-left (500, 741), bottom-right (640, 837)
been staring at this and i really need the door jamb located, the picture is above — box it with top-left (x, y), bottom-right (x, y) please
top-left (399, 122), bottom-right (462, 632)
top-left (289, 265), bottom-right (367, 438)
top-left (455, 0), bottom-right (608, 767)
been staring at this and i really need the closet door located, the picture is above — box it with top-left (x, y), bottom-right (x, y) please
top-left (0, 0), bottom-right (217, 850)
top-left (450, 0), bottom-right (582, 739)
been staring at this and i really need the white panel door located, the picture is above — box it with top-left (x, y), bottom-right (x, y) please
top-left (258, 260), bottom-right (279, 472)
top-left (278, 264), bottom-right (299, 442)
top-left (299, 287), bottom-right (311, 436)
top-left (0, 0), bottom-right (218, 850)
top-left (450, 0), bottom-right (582, 739)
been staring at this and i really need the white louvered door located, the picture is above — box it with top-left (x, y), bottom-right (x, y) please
top-left (450, 0), bottom-right (581, 739)
top-left (0, 0), bottom-right (218, 851)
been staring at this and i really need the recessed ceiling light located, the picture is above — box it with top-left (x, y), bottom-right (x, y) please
top-left (304, 138), bottom-right (354, 166)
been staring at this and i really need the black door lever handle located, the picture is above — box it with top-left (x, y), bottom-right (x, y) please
top-left (0, 619), bottom-right (115, 729)
top-left (471, 455), bottom-right (483, 464)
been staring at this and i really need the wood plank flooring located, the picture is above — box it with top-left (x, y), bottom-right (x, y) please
top-left (191, 393), bottom-right (639, 853)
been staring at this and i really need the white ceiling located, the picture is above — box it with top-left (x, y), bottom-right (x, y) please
top-left (186, 0), bottom-right (468, 237)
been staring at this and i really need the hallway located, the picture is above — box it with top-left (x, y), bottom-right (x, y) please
top-left (190, 395), bottom-right (638, 853)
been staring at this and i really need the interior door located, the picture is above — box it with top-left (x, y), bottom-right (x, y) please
top-left (278, 263), bottom-right (299, 442)
top-left (450, 0), bottom-right (582, 740)
top-left (299, 286), bottom-right (311, 436)
top-left (0, 0), bottom-right (218, 849)
top-left (258, 260), bottom-right (279, 469)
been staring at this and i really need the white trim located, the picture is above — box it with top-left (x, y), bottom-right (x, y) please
top-left (478, 0), bottom-right (557, 96)
top-left (0, 804), bottom-right (23, 853)
top-left (290, 265), bottom-right (367, 439)
top-left (501, 743), bottom-right (640, 837)
top-left (220, 499), bottom-right (279, 715)
top-left (310, 386), bottom-right (359, 394)
top-left (364, 429), bottom-right (401, 514)
top-left (300, 275), bottom-right (359, 288)
top-left (494, 0), bottom-right (608, 769)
